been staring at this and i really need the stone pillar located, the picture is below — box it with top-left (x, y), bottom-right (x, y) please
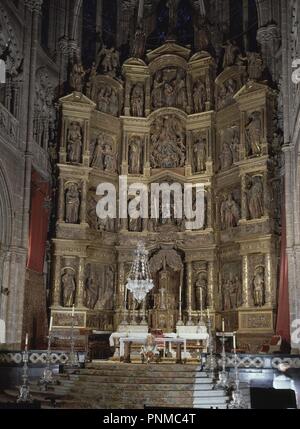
top-left (52, 256), bottom-right (62, 306)
top-left (76, 257), bottom-right (86, 307)
top-left (264, 253), bottom-right (272, 306)
top-left (208, 262), bottom-right (214, 309)
top-left (241, 175), bottom-right (247, 220)
top-left (242, 255), bottom-right (249, 307)
top-left (257, 24), bottom-right (281, 81)
top-left (58, 177), bottom-right (65, 222)
top-left (80, 180), bottom-right (87, 224)
top-left (187, 262), bottom-right (193, 325)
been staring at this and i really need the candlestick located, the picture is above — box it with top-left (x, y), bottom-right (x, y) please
top-left (222, 319), bottom-right (225, 333)
top-left (25, 333), bottom-right (28, 347)
top-left (49, 316), bottom-right (53, 332)
top-left (72, 305), bottom-right (75, 317)
top-left (233, 332), bottom-right (236, 350)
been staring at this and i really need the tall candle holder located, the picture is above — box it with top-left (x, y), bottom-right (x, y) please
top-left (204, 310), bottom-right (217, 378)
top-left (228, 332), bottom-right (248, 409)
top-left (214, 331), bottom-right (229, 390)
top-left (66, 306), bottom-right (79, 368)
top-left (17, 334), bottom-right (33, 404)
top-left (39, 318), bottom-right (54, 389)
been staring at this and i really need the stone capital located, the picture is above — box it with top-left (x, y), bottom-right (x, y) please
top-left (257, 24), bottom-right (281, 44)
top-left (24, 0), bottom-right (43, 13)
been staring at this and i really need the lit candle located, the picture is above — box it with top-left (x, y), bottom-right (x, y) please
top-left (49, 316), bottom-right (53, 332)
top-left (72, 305), bottom-right (75, 317)
top-left (25, 333), bottom-right (28, 347)
top-left (233, 333), bottom-right (236, 351)
top-left (222, 319), bottom-right (225, 333)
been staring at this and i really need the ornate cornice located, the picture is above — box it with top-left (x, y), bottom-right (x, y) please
top-left (24, 0), bottom-right (43, 14)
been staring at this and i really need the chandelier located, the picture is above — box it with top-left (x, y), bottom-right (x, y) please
top-left (126, 242), bottom-right (154, 302)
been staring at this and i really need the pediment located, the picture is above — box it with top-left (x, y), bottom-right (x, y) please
top-left (234, 81), bottom-right (271, 99)
top-left (59, 92), bottom-right (96, 107)
top-left (146, 42), bottom-right (191, 63)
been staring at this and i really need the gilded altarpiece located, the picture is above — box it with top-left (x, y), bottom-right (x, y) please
top-left (51, 42), bottom-right (280, 349)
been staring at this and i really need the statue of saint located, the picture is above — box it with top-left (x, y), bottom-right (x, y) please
top-left (195, 272), bottom-right (208, 311)
top-left (97, 87), bottom-right (109, 113)
top-left (220, 142), bottom-right (233, 170)
top-left (194, 16), bottom-right (210, 52)
top-left (92, 134), bottom-right (105, 169)
top-left (86, 62), bottom-right (97, 100)
top-left (245, 112), bottom-right (262, 157)
top-left (65, 184), bottom-right (80, 224)
top-left (247, 176), bottom-right (264, 219)
top-left (175, 69), bottom-right (188, 111)
top-left (253, 268), bottom-right (265, 307)
top-left (132, 22), bottom-right (146, 58)
top-left (85, 276), bottom-right (99, 310)
top-left (62, 269), bottom-right (76, 307)
top-left (103, 144), bottom-right (117, 173)
top-left (131, 83), bottom-right (144, 117)
top-left (109, 89), bottom-right (119, 116)
top-left (221, 194), bottom-right (240, 229)
top-left (247, 52), bottom-right (264, 81)
top-left (152, 71), bottom-right (164, 109)
top-left (193, 79), bottom-right (206, 113)
top-left (97, 45), bottom-right (120, 77)
top-left (70, 62), bottom-right (85, 92)
top-left (194, 137), bottom-right (207, 172)
top-left (129, 137), bottom-right (142, 174)
top-left (67, 122), bottom-right (82, 164)
top-left (222, 40), bottom-right (240, 69)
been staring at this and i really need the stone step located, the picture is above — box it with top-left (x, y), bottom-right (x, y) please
top-left (69, 383), bottom-right (195, 392)
top-left (193, 396), bottom-right (229, 406)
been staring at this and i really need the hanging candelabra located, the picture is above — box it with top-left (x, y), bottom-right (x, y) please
top-left (17, 334), bottom-right (33, 404)
top-left (39, 317), bottom-right (54, 389)
top-left (66, 306), bottom-right (79, 368)
top-left (126, 242), bottom-right (154, 304)
top-left (228, 332), bottom-right (248, 409)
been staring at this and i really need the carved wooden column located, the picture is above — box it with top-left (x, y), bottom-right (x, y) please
top-left (242, 255), bottom-right (249, 307)
top-left (208, 262), bottom-right (214, 309)
top-left (187, 262), bottom-right (193, 325)
top-left (80, 180), bottom-right (88, 224)
top-left (77, 257), bottom-right (86, 307)
top-left (58, 177), bottom-right (65, 223)
top-left (264, 253), bottom-right (272, 307)
top-left (207, 187), bottom-right (212, 229)
top-left (241, 175), bottom-right (247, 220)
top-left (52, 256), bottom-right (62, 307)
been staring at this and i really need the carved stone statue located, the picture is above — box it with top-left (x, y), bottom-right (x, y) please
top-left (245, 111), bottom-right (262, 157)
top-left (62, 269), bottom-right (76, 307)
top-left (85, 276), bottom-right (99, 310)
top-left (109, 89), bottom-right (119, 116)
top-left (67, 122), bottom-right (82, 164)
top-left (70, 62), bottom-right (85, 92)
top-left (150, 115), bottom-right (185, 168)
top-left (247, 52), bottom-right (264, 81)
top-left (97, 87), bottom-right (109, 113)
top-left (231, 127), bottom-right (240, 162)
top-left (129, 136), bottom-right (142, 174)
top-left (194, 16), bottom-right (210, 52)
top-left (222, 40), bottom-right (240, 69)
top-left (132, 23), bottom-right (146, 58)
top-left (175, 69), bottom-right (188, 111)
top-left (92, 134), bottom-right (105, 169)
top-left (253, 267), bottom-right (265, 307)
top-left (97, 45), bottom-right (119, 77)
top-left (246, 176), bottom-right (264, 219)
top-left (193, 136), bottom-right (207, 172)
top-left (103, 143), bottom-right (117, 173)
top-left (152, 70), bottom-right (164, 109)
top-left (65, 184), bottom-right (80, 224)
top-left (219, 141), bottom-right (233, 170)
top-left (86, 62), bottom-right (97, 99)
top-left (131, 83), bottom-right (144, 117)
top-left (193, 79), bottom-right (207, 113)
top-left (221, 193), bottom-right (240, 229)
top-left (195, 272), bottom-right (208, 310)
